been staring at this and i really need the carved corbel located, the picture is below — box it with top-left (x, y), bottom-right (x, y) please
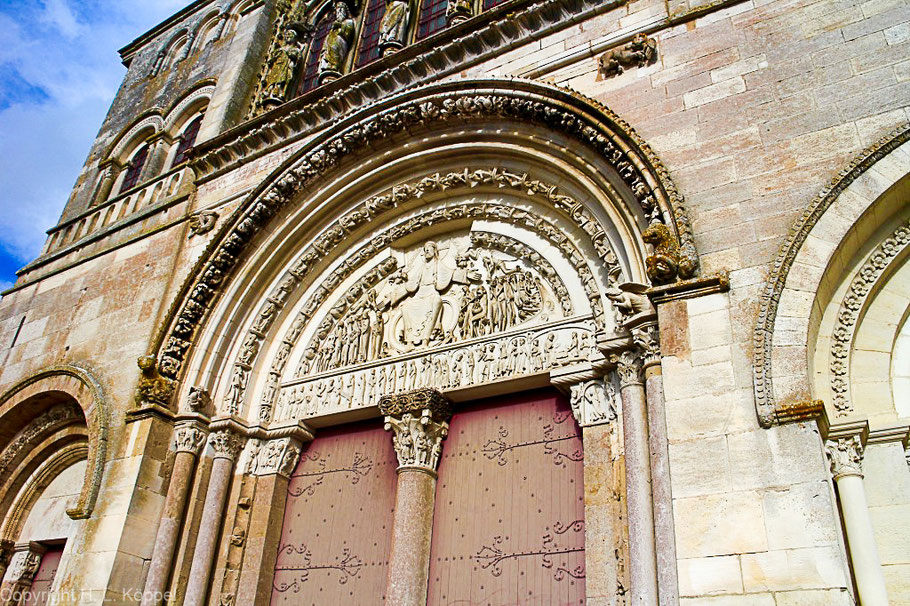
top-left (188, 210), bottom-right (219, 236)
top-left (598, 33), bottom-right (658, 79)
top-left (135, 355), bottom-right (177, 411)
top-left (379, 389), bottom-right (453, 474)
top-left (551, 364), bottom-right (617, 428)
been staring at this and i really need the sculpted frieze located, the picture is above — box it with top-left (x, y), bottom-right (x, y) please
top-left (275, 319), bottom-right (596, 421)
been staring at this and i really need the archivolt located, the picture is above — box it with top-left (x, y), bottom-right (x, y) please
top-left (152, 79), bottom-right (700, 387)
top-left (0, 364), bottom-right (108, 519)
top-left (752, 122), bottom-right (910, 427)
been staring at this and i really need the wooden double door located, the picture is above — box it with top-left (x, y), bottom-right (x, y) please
top-left (272, 389), bottom-right (585, 606)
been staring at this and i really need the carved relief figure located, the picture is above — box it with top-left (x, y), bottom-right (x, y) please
top-left (598, 33), bottom-right (658, 78)
top-left (264, 28), bottom-right (304, 103)
top-left (378, 0), bottom-right (410, 55)
top-left (318, 2), bottom-right (356, 83)
top-left (642, 222), bottom-right (681, 285)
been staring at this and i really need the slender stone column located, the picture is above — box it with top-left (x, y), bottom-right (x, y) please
top-left (379, 389), bottom-right (453, 606)
top-left (1, 543), bottom-right (45, 606)
top-left (825, 424), bottom-right (889, 606)
top-left (183, 428), bottom-right (245, 606)
top-left (635, 324), bottom-right (679, 606)
top-left (142, 421), bottom-right (208, 606)
top-left (616, 349), bottom-right (659, 605)
top-left (92, 160), bottom-right (120, 204)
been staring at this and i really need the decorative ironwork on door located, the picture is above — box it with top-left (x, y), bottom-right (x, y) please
top-left (427, 389), bottom-right (586, 605)
top-left (271, 420), bottom-right (397, 605)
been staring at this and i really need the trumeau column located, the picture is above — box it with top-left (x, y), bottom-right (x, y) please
top-left (1, 543), bottom-right (45, 606)
top-left (634, 323), bottom-right (679, 606)
top-left (380, 389), bottom-right (453, 606)
top-left (142, 416), bottom-right (209, 606)
top-left (183, 424), bottom-right (245, 606)
top-left (616, 347), bottom-right (659, 606)
top-left (825, 422), bottom-right (889, 606)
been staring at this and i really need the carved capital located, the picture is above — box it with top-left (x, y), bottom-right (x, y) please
top-left (254, 437), bottom-right (302, 478)
top-left (378, 388), bottom-right (453, 422)
top-left (175, 423), bottom-right (208, 456)
top-left (8, 544), bottom-right (45, 584)
top-left (380, 390), bottom-right (452, 474)
top-left (569, 378), bottom-right (617, 428)
top-left (631, 323), bottom-right (660, 369)
top-left (825, 435), bottom-right (864, 480)
top-left (615, 350), bottom-right (643, 387)
top-left (208, 430), bottom-right (245, 462)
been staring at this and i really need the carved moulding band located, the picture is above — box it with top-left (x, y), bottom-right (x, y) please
top-left (0, 364), bottom-right (108, 520)
top-left (223, 187), bottom-right (621, 421)
top-left (829, 221), bottom-right (909, 416)
top-left (753, 122), bottom-right (910, 428)
top-left (153, 80), bottom-right (699, 389)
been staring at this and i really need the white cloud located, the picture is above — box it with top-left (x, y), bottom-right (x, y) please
top-left (0, 0), bottom-right (193, 268)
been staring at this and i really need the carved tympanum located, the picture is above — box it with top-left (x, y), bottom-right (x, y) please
top-left (300, 235), bottom-right (558, 375)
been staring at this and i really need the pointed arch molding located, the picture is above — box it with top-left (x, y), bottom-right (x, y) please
top-left (0, 365), bottom-right (109, 520)
top-left (153, 79), bottom-right (700, 383)
top-left (753, 122), bottom-right (910, 427)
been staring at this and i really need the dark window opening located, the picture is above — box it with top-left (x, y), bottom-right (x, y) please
top-left (119, 144), bottom-right (149, 194)
top-left (355, 0), bottom-right (386, 68)
top-left (482, 0), bottom-right (507, 9)
top-left (298, 16), bottom-right (334, 95)
top-left (172, 115), bottom-right (204, 167)
top-left (416, 0), bottom-right (448, 40)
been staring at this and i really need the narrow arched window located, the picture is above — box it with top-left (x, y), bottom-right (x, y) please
top-left (119, 144), bottom-right (149, 194)
top-left (416, 0), bottom-right (448, 40)
top-left (172, 115), bottom-right (204, 167)
top-left (298, 15), bottom-right (333, 95)
top-left (355, 0), bottom-right (386, 68)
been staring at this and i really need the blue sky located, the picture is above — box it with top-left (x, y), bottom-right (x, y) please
top-left (0, 0), bottom-right (188, 291)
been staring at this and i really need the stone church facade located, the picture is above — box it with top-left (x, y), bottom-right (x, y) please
top-left (0, 0), bottom-right (907, 604)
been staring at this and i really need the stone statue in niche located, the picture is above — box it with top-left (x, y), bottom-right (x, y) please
top-left (263, 28), bottom-right (305, 104)
top-left (318, 1), bottom-right (356, 84)
top-left (301, 235), bottom-right (558, 375)
top-left (378, 0), bottom-right (410, 56)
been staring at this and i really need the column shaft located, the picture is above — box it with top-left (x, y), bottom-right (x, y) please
top-left (142, 450), bottom-right (199, 606)
top-left (645, 366), bottom-right (679, 606)
top-left (183, 456), bottom-right (235, 606)
top-left (621, 378), bottom-right (659, 605)
top-left (836, 475), bottom-right (889, 605)
top-left (386, 469), bottom-right (437, 606)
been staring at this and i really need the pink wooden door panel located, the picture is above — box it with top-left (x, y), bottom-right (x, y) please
top-left (271, 420), bottom-right (398, 605)
top-left (428, 389), bottom-right (586, 606)
top-left (24, 544), bottom-right (64, 606)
